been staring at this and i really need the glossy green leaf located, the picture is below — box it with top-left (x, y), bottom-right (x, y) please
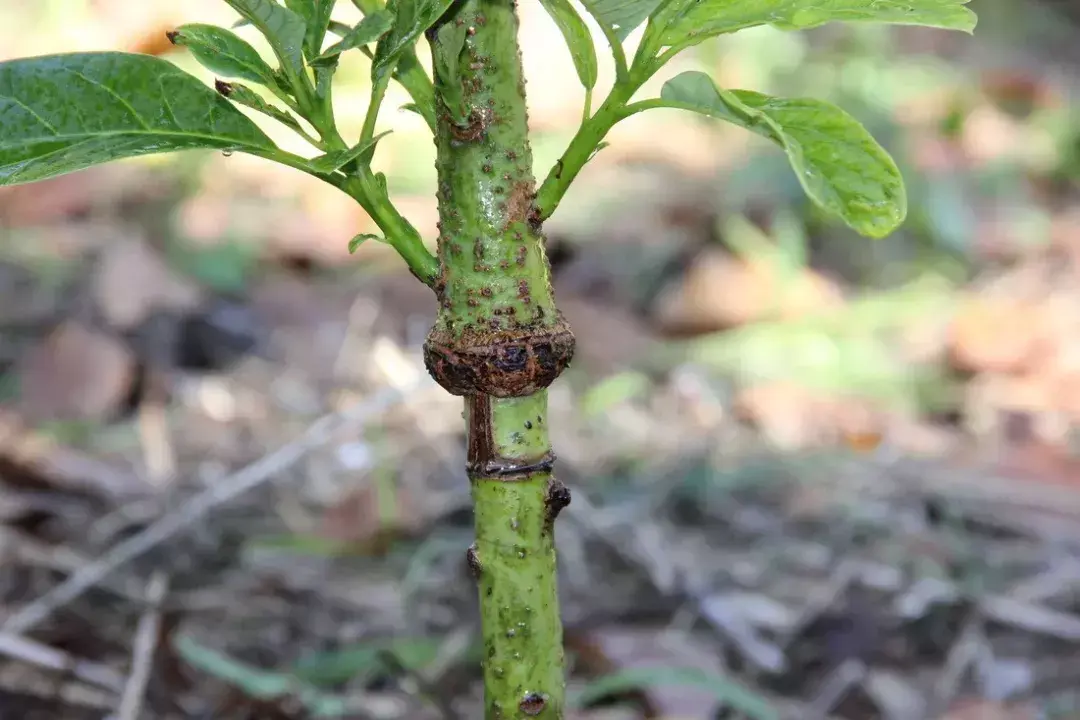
top-left (659, 71), bottom-right (906, 238)
top-left (0, 52), bottom-right (275, 186)
top-left (372, 0), bottom-right (454, 81)
top-left (540, 0), bottom-right (598, 90)
top-left (215, 80), bottom-right (304, 134)
top-left (655, 0), bottom-right (976, 47)
top-left (432, 16), bottom-right (469, 123)
top-left (313, 10), bottom-right (394, 65)
top-left (284, 0), bottom-right (336, 59)
top-left (223, 0), bottom-right (307, 76)
top-left (168, 23), bottom-right (276, 86)
top-left (306, 130), bottom-right (392, 173)
top-left (580, 0), bottom-right (665, 41)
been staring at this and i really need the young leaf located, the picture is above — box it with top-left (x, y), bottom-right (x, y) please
top-left (284, 0), bottom-right (336, 59)
top-left (348, 233), bottom-right (382, 253)
top-left (580, 0), bottom-right (666, 41)
top-left (167, 24), bottom-right (277, 86)
top-left (215, 80), bottom-right (305, 134)
top-left (431, 18), bottom-right (469, 123)
top-left (371, 0), bottom-right (454, 81)
top-left (223, 0), bottom-right (307, 77)
top-left (0, 52), bottom-right (275, 187)
top-left (659, 71), bottom-right (905, 238)
top-left (305, 130), bottom-right (392, 173)
top-left (655, 0), bottom-right (976, 48)
top-left (540, 0), bottom-right (598, 91)
top-left (313, 10), bottom-right (394, 65)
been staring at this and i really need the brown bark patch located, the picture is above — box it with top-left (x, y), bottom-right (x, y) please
top-left (424, 315), bottom-right (575, 397)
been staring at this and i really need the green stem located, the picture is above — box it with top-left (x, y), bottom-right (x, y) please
top-left (424, 3), bottom-right (575, 718)
top-left (534, 45), bottom-right (683, 224)
top-left (533, 84), bottom-right (633, 222)
top-left (359, 72), bottom-right (391, 163)
top-left (341, 173), bottom-right (439, 284)
top-left (353, 0), bottom-right (437, 132)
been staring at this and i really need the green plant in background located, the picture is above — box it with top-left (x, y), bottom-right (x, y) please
top-left (0, 0), bottom-right (976, 717)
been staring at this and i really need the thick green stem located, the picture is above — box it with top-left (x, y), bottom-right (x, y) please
top-left (424, 2), bottom-right (574, 719)
top-left (467, 394), bottom-right (567, 720)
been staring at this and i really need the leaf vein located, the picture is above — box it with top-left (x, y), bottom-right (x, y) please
top-left (62, 68), bottom-right (152, 131)
top-left (0, 94), bottom-right (59, 135)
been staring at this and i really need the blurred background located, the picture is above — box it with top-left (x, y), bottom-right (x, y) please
top-left (2, 1), bottom-right (1080, 718)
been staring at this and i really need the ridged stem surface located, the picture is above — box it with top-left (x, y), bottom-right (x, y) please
top-left (424, 2), bottom-right (573, 719)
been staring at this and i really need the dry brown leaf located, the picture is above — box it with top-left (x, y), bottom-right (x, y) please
top-left (318, 480), bottom-right (419, 556)
top-left (558, 297), bottom-right (659, 376)
top-left (651, 249), bottom-right (843, 336)
top-left (947, 295), bottom-right (1047, 374)
top-left (938, 697), bottom-right (1038, 720)
top-left (16, 321), bottom-right (136, 425)
top-left (92, 237), bottom-right (204, 330)
top-left (733, 381), bottom-right (883, 452)
top-left (960, 104), bottom-right (1028, 165)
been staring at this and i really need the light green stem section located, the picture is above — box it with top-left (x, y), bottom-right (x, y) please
top-left (424, 1), bottom-right (570, 717)
top-left (470, 394), bottom-right (563, 720)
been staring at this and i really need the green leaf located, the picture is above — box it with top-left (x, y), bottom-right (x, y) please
top-left (659, 71), bottom-right (905, 238)
top-left (573, 666), bottom-right (778, 720)
top-left (327, 19), bottom-right (354, 37)
top-left (291, 638), bottom-right (445, 687)
top-left (431, 17), bottom-right (469, 123)
top-left (0, 52), bottom-right (275, 187)
top-left (284, 0), bottom-right (337, 59)
top-left (223, 0), bottom-right (307, 77)
top-left (215, 80), bottom-right (304, 133)
top-left (313, 10), bottom-right (394, 65)
top-left (540, 0), bottom-right (598, 91)
top-left (174, 636), bottom-right (348, 717)
top-left (168, 23), bottom-right (277, 86)
top-left (306, 130), bottom-right (392, 173)
top-left (349, 233), bottom-right (383, 253)
top-left (372, 0), bottom-right (454, 81)
top-left (655, 0), bottom-right (976, 47)
top-left (580, 0), bottom-right (665, 41)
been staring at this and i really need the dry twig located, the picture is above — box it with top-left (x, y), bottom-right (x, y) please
top-left (0, 631), bottom-right (125, 693)
top-left (116, 572), bottom-right (169, 720)
top-left (2, 380), bottom-right (427, 635)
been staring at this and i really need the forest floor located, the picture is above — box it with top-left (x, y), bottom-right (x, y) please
top-left (2, 2), bottom-right (1080, 719)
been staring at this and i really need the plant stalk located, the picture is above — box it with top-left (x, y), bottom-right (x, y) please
top-left (424, 2), bottom-right (574, 718)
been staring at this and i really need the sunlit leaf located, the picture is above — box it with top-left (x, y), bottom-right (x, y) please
top-left (313, 10), bottom-right (394, 65)
top-left (659, 71), bottom-right (906, 238)
top-left (540, 0), bottom-right (598, 90)
top-left (372, 0), bottom-right (454, 81)
top-left (580, 0), bottom-right (666, 41)
top-left (168, 24), bottom-right (277, 86)
top-left (0, 52), bottom-right (275, 187)
top-left (223, 0), bottom-right (307, 76)
top-left (654, 0), bottom-right (976, 47)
